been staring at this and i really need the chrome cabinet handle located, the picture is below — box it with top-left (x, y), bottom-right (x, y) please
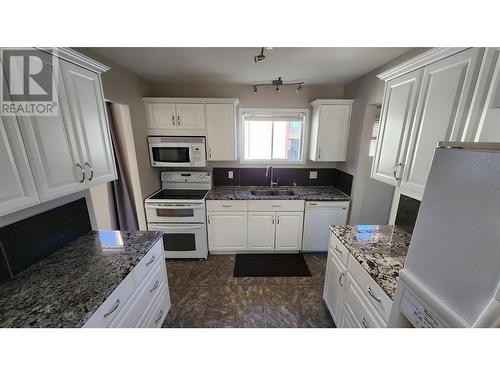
top-left (149, 280), bottom-right (159, 293)
top-left (103, 298), bottom-right (120, 318)
top-left (75, 163), bottom-right (85, 183)
top-left (222, 205), bottom-right (232, 208)
top-left (277, 216), bottom-right (280, 224)
top-left (318, 148), bottom-right (321, 159)
top-left (338, 272), bottom-right (345, 287)
top-left (362, 316), bottom-right (368, 328)
top-left (146, 255), bottom-right (156, 266)
top-left (208, 216), bottom-right (211, 225)
top-left (208, 148), bottom-right (212, 159)
top-left (154, 310), bottom-right (164, 324)
top-left (393, 162), bottom-right (403, 181)
top-left (271, 204), bottom-right (281, 207)
top-left (272, 217), bottom-right (275, 224)
top-left (367, 286), bottom-right (381, 302)
top-left (177, 115), bottom-right (180, 126)
top-left (334, 245), bottom-right (342, 255)
top-left (172, 115), bottom-right (175, 126)
top-left (84, 162), bottom-right (94, 181)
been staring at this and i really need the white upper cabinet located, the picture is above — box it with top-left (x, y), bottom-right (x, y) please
top-left (60, 60), bottom-right (116, 186)
top-left (309, 99), bottom-right (353, 161)
top-left (401, 48), bottom-right (482, 199)
top-left (175, 103), bottom-right (204, 130)
top-left (464, 47), bottom-right (500, 142)
top-left (274, 212), bottom-right (304, 252)
top-left (0, 114), bottom-right (40, 216)
top-left (206, 103), bottom-right (237, 161)
top-left (17, 59), bottom-right (85, 201)
top-left (146, 103), bottom-right (177, 131)
top-left (371, 69), bottom-right (423, 186)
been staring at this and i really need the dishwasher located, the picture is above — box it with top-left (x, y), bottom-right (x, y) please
top-left (302, 201), bottom-right (350, 252)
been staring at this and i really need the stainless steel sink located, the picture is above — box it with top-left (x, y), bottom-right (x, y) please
top-left (250, 189), bottom-right (295, 196)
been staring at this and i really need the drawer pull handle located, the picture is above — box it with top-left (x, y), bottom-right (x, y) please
top-left (362, 316), bottom-right (368, 328)
top-left (334, 245), bottom-right (342, 254)
top-left (367, 286), bottom-right (381, 302)
top-left (271, 205), bottom-right (281, 207)
top-left (146, 255), bottom-right (156, 266)
top-left (338, 272), bottom-right (345, 287)
top-left (150, 280), bottom-right (160, 293)
top-left (222, 205), bottom-right (232, 208)
top-left (154, 310), bottom-right (164, 324)
top-left (76, 163), bottom-right (85, 183)
top-left (103, 298), bottom-right (120, 318)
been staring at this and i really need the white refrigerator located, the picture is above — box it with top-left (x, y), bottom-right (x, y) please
top-left (389, 142), bottom-right (500, 327)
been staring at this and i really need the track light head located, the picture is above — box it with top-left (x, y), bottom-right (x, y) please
top-left (254, 47), bottom-right (266, 63)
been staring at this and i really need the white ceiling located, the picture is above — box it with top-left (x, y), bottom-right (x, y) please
top-left (93, 47), bottom-right (411, 85)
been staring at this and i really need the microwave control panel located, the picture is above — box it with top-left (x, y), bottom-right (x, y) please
top-left (400, 289), bottom-right (447, 328)
top-left (192, 147), bottom-right (202, 161)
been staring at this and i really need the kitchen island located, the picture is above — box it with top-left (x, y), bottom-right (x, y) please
top-left (0, 230), bottom-right (169, 328)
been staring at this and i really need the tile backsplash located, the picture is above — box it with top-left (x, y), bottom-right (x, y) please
top-left (212, 167), bottom-right (353, 196)
top-left (395, 194), bottom-right (421, 234)
top-left (0, 198), bottom-right (91, 283)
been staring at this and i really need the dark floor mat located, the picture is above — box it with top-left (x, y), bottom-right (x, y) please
top-left (233, 253), bottom-right (312, 277)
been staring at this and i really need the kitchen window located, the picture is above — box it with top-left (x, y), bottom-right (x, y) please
top-left (240, 109), bottom-right (307, 163)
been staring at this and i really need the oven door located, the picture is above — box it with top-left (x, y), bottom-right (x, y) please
top-left (149, 144), bottom-right (193, 167)
top-left (148, 223), bottom-right (208, 259)
top-left (145, 202), bottom-right (206, 223)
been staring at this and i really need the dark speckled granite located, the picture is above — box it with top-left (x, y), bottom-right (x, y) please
top-left (330, 225), bottom-right (411, 299)
top-left (0, 230), bottom-right (163, 328)
top-left (206, 186), bottom-right (350, 201)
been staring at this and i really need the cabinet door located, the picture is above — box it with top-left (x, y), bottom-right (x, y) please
top-left (60, 60), bottom-right (117, 186)
top-left (323, 253), bottom-right (347, 325)
top-left (247, 212), bottom-right (276, 251)
top-left (315, 104), bottom-right (352, 161)
top-left (275, 212), bottom-right (304, 251)
top-left (146, 103), bottom-right (177, 130)
top-left (465, 48), bottom-right (500, 142)
top-left (0, 115), bottom-right (39, 216)
top-left (371, 69), bottom-right (423, 186)
top-left (206, 103), bottom-right (236, 160)
top-left (17, 59), bottom-right (85, 201)
top-left (401, 48), bottom-right (482, 199)
top-left (208, 212), bottom-right (247, 252)
top-left (175, 103), bottom-right (204, 130)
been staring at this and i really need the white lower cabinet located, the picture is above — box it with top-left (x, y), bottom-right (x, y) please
top-left (323, 252), bottom-right (347, 324)
top-left (207, 200), bottom-right (305, 253)
top-left (208, 211), bottom-right (248, 252)
top-left (324, 232), bottom-right (391, 328)
top-left (84, 239), bottom-right (170, 328)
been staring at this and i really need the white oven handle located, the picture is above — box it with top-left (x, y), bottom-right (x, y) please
top-left (149, 224), bottom-right (205, 231)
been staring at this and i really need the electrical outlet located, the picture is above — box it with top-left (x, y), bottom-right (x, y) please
top-left (309, 171), bottom-right (318, 179)
top-left (228, 171), bottom-right (233, 179)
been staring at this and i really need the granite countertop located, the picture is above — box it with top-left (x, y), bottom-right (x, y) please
top-left (206, 186), bottom-right (350, 201)
top-left (0, 230), bottom-right (163, 328)
top-left (330, 225), bottom-right (411, 299)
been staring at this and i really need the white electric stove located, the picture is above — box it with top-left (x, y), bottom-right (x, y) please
top-left (145, 171), bottom-right (211, 259)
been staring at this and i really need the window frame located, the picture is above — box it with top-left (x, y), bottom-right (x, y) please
top-left (239, 107), bottom-right (309, 164)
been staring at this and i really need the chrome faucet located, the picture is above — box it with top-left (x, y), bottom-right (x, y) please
top-left (266, 165), bottom-right (279, 188)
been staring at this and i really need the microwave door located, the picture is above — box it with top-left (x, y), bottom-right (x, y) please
top-left (151, 146), bottom-right (191, 165)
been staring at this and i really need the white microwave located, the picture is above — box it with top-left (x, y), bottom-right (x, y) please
top-left (148, 136), bottom-right (207, 167)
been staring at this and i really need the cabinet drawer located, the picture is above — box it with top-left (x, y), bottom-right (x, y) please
top-left (83, 272), bottom-right (135, 328)
top-left (132, 239), bottom-right (163, 286)
top-left (329, 233), bottom-right (350, 267)
top-left (345, 274), bottom-right (384, 328)
top-left (248, 200), bottom-right (304, 212)
top-left (140, 284), bottom-right (170, 328)
top-left (347, 252), bottom-right (392, 322)
top-left (206, 200), bottom-right (248, 211)
top-left (110, 260), bottom-right (167, 328)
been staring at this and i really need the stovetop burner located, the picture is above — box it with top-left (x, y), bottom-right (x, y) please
top-left (148, 189), bottom-right (209, 200)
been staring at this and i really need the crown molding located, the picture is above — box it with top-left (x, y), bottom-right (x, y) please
top-left (37, 47), bottom-right (110, 74)
top-left (377, 47), bottom-right (469, 81)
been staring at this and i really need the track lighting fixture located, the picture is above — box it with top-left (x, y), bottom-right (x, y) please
top-left (251, 77), bottom-right (305, 94)
top-left (254, 47), bottom-right (266, 63)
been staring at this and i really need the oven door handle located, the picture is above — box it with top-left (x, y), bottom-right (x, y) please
top-left (150, 224), bottom-right (205, 231)
top-left (145, 203), bottom-right (204, 209)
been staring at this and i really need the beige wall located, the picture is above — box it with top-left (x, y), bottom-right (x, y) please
top-left (150, 82), bottom-right (344, 169)
top-left (337, 48), bottom-right (430, 224)
top-left (76, 48), bottom-right (160, 198)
